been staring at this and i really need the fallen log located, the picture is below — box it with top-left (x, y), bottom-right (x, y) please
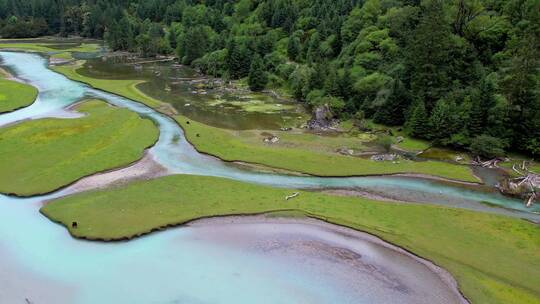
top-left (285, 192), bottom-right (299, 201)
top-left (471, 157), bottom-right (500, 168)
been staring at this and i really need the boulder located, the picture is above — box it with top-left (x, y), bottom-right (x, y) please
top-left (307, 104), bottom-right (338, 130)
top-left (263, 136), bottom-right (280, 144)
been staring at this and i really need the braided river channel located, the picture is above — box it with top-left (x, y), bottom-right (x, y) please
top-left (0, 51), bottom-right (537, 303)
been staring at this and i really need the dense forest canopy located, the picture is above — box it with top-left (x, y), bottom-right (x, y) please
top-left (0, 0), bottom-right (538, 158)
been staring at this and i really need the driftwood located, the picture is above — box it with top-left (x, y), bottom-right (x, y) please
top-left (497, 161), bottom-right (540, 207)
top-left (285, 192), bottom-right (299, 200)
top-left (471, 157), bottom-right (500, 168)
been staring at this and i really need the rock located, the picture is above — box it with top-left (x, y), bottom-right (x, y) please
top-left (307, 104), bottom-right (338, 130)
top-left (263, 136), bottom-right (280, 144)
top-left (455, 155), bottom-right (464, 162)
top-left (280, 127), bottom-right (292, 131)
top-left (395, 136), bottom-right (404, 143)
top-left (337, 148), bottom-right (355, 156)
top-left (371, 154), bottom-right (398, 161)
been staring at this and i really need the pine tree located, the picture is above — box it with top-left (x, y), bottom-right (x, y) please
top-left (183, 26), bottom-right (208, 64)
top-left (468, 97), bottom-right (484, 136)
top-left (324, 65), bottom-right (340, 96)
top-left (406, 100), bottom-right (429, 138)
top-left (287, 36), bottom-right (300, 61)
top-left (248, 54), bottom-right (267, 91)
top-left (428, 99), bottom-right (458, 140)
top-left (226, 39), bottom-right (251, 79)
top-left (374, 80), bottom-right (409, 126)
top-left (407, 0), bottom-right (452, 110)
top-left (337, 69), bottom-right (353, 100)
top-left (306, 33), bottom-right (321, 64)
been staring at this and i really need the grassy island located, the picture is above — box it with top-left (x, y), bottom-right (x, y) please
top-left (0, 100), bottom-right (158, 196)
top-left (0, 74), bottom-right (38, 113)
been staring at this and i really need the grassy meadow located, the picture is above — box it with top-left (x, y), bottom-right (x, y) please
top-left (0, 42), bottom-right (100, 53)
top-left (42, 174), bottom-right (540, 304)
top-left (0, 100), bottom-right (158, 196)
top-left (176, 116), bottom-right (478, 182)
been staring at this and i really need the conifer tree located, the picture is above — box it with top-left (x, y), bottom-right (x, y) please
top-left (287, 36), bottom-right (300, 61)
top-left (407, 0), bottom-right (452, 110)
top-left (428, 99), bottom-right (458, 141)
top-left (406, 100), bottom-right (429, 138)
top-left (374, 80), bottom-right (409, 126)
top-left (248, 54), bottom-right (267, 91)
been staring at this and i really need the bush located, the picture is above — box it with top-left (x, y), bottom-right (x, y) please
top-left (469, 135), bottom-right (506, 158)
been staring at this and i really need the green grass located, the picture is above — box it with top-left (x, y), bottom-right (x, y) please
top-left (41, 174), bottom-right (540, 304)
top-left (0, 76), bottom-right (38, 113)
top-left (0, 42), bottom-right (100, 53)
top-left (51, 51), bottom-right (73, 60)
top-left (0, 100), bottom-right (158, 196)
top-left (52, 61), bottom-right (169, 110)
top-left (395, 136), bottom-right (431, 151)
top-left (176, 116), bottom-right (478, 182)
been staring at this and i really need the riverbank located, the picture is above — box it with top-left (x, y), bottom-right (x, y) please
top-left (176, 115), bottom-right (478, 182)
top-left (41, 174), bottom-right (540, 304)
top-left (0, 99), bottom-right (158, 196)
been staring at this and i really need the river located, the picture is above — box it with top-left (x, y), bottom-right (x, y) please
top-left (0, 51), bottom-right (535, 303)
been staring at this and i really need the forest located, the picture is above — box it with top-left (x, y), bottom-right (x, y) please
top-left (0, 0), bottom-right (538, 158)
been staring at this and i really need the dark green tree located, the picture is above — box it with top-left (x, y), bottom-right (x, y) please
top-left (468, 77), bottom-right (496, 136)
top-left (428, 99), bottom-right (459, 141)
top-left (407, 0), bottom-right (452, 109)
top-left (470, 135), bottom-right (506, 158)
top-left (287, 36), bottom-right (300, 61)
top-left (248, 54), bottom-right (267, 91)
top-left (406, 100), bottom-right (429, 138)
top-left (374, 80), bottom-right (410, 126)
top-left (226, 38), bottom-right (251, 79)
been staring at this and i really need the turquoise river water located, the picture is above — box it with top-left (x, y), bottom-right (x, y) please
top-left (0, 51), bottom-right (537, 303)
